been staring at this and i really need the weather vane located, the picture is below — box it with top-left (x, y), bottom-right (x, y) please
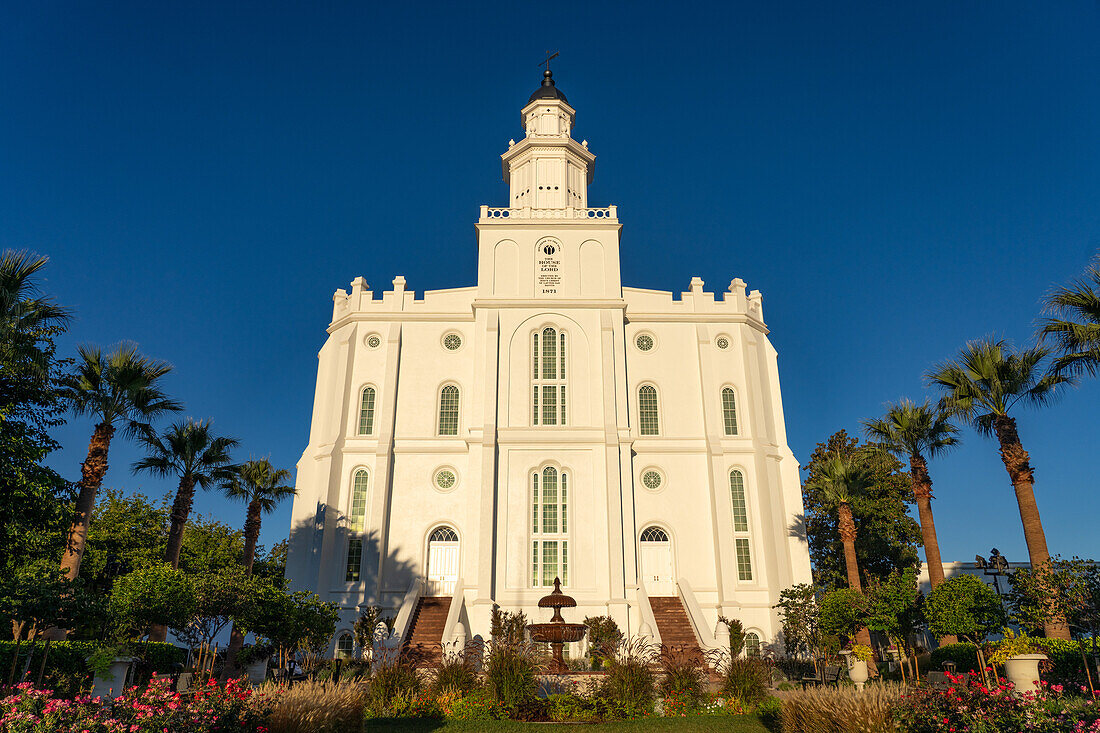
top-left (539, 51), bottom-right (559, 73)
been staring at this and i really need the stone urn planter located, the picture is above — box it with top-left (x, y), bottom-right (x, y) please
top-left (1005, 653), bottom-right (1047, 694)
top-left (89, 657), bottom-right (136, 699)
top-left (840, 650), bottom-right (869, 691)
top-left (245, 656), bottom-right (271, 684)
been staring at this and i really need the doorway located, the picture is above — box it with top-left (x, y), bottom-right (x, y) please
top-left (426, 526), bottom-right (459, 595)
top-left (639, 526), bottom-right (675, 596)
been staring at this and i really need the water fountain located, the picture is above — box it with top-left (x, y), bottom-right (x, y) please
top-left (526, 577), bottom-right (587, 674)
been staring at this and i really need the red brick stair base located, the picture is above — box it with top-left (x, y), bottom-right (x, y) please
top-left (402, 596), bottom-right (451, 667)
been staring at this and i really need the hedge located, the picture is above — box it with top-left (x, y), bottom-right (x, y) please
top-left (929, 643), bottom-right (980, 674)
top-left (929, 639), bottom-right (1097, 689)
top-left (0, 641), bottom-right (187, 696)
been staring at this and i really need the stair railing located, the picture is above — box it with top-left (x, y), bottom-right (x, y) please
top-left (392, 576), bottom-right (424, 643)
top-left (441, 577), bottom-right (466, 647)
top-left (634, 579), bottom-right (662, 645)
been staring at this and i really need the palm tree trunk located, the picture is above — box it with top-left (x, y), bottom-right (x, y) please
top-left (838, 503), bottom-right (873, 648)
top-left (59, 422), bottom-right (114, 580)
top-left (224, 499), bottom-right (262, 679)
top-left (909, 454), bottom-right (956, 645)
top-left (242, 501), bottom-right (261, 575)
top-left (165, 475), bottom-right (197, 569)
top-left (992, 415), bottom-right (1070, 640)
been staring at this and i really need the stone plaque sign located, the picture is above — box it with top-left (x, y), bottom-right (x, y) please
top-left (536, 239), bottom-right (562, 295)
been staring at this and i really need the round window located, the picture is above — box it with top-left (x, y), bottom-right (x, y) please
top-left (635, 333), bottom-right (654, 352)
top-left (641, 469), bottom-right (663, 491)
top-left (366, 334), bottom-right (382, 349)
top-left (434, 469), bottom-right (457, 491)
top-left (443, 333), bottom-right (463, 351)
top-left (716, 336), bottom-right (730, 350)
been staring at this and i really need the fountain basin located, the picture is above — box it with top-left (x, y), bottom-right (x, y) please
top-left (527, 622), bottom-right (587, 645)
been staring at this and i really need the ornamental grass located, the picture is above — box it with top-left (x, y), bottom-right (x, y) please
top-left (264, 678), bottom-right (367, 733)
top-left (780, 682), bottom-right (904, 733)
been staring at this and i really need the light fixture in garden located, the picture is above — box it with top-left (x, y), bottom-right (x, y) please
top-left (974, 548), bottom-right (1011, 600)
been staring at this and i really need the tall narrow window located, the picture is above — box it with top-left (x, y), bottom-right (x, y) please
top-left (438, 385), bottom-right (460, 436)
top-left (358, 387), bottom-right (376, 435)
top-left (345, 538), bottom-right (363, 582)
top-left (729, 469), bottom-right (753, 581)
top-left (349, 469), bottom-right (369, 531)
top-left (531, 466), bottom-right (569, 586)
top-left (721, 387), bottom-right (739, 436)
top-left (336, 632), bottom-right (355, 659)
top-left (532, 327), bottom-right (567, 426)
top-left (638, 385), bottom-right (660, 435)
top-left (744, 632), bottom-right (761, 657)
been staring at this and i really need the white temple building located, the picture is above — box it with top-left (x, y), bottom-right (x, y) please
top-left (285, 70), bottom-right (812, 659)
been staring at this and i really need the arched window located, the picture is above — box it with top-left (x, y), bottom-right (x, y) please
top-left (744, 632), bottom-right (761, 657)
top-left (638, 385), bottom-right (659, 435)
top-left (348, 469), bottom-right (369, 532)
top-left (721, 387), bottom-right (739, 436)
top-left (438, 385), bottom-right (460, 436)
top-left (358, 387), bottom-right (376, 435)
top-left (429, 526), bottom-right (459, 543)
top-left (640, 526), bottom-right (669, 542)
top-left (729, 469), bottom-right (753, 581)
top-left (532, 327), bottom-right (567, 426)
top-left (345, 538), bottom-right (362, 582)
top-left (532, 466), bottom-right (569, 586)
top-left (336, 632), bottom-right (355, 660)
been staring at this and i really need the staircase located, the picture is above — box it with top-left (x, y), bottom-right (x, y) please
top-left (403, 596), bottom-right (451, 667)
top-left (649, 596), bottom-right (702, 656)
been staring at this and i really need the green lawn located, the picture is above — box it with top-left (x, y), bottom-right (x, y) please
top-left (365, 715), bottom-right (770, 732)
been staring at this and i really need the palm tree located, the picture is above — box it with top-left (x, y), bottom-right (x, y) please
top-left (221, 458), bottom-right (295, 678)
top-left (222, 458), bottom-right (296, 574)
top-left (61, 344), bottom-right (182, 581)
top-left (927, 338), bottom-right (1073, 639)
top-left (805, 450), bottom-right (876, 647)
top-left (0, 251), bottom-right (71, 416)
top-left (863, 400), bottom-right (958, 591)
top-left (133, 419), bottom-right (239, 569)
top-left (1040, 257), bottom-right (1100, 377)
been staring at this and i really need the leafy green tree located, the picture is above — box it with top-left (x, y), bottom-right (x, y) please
top-left (178, 514), bottom-right (244, 575)
top-left (60, 344), bottom-right (182, 581)
top-left (252, 539), bottom-right (288, 580)
top-left (818, 588), bottom-right (867, 646)
top-left (170, 565), bottom-right (255, 651)
top-left (1008, 556), bottom-right (1100, 657)
top-left (221, 459), bottom-right (296, 574)
top-left (774, 583), bottom-right (823, 659)
top-left (864, 400), bottom-right (958, 592)
top-left (80, 489), bottom-right (168, 592)
top-left (132, 419), bottom-right (238, 569)
top-left (236, 585), bottom-right (338, 660)
top-left (1040, 256), bottom-right (1100, 377)
top-left (801, 431), bottom-right (921, 592)
top-left (109, 563), bottom-right (196, 641)
top-left (864, 567), bottom-right (923, 680)
top-left (928, 339), bottom-right (1073, 639)
top-left (0, 252), bottom-right (72, 594)
top-left (0, 561), bottom-right (92, 640)
top-left (924, 574), bottom-right (1006, 645)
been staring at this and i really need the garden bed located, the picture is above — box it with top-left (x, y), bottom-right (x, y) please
top-left (367, 715), bottom-right (772, 732)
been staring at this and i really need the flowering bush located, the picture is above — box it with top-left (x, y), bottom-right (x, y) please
top-left (895, 669), bottom-right (1100, 733)
top-left (0, 675), bottom-right (274, 733)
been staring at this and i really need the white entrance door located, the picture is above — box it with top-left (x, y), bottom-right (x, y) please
top-left (639, 526), bottom-right (675, 596)
top-left (426, 526), bottom-right (459, 595)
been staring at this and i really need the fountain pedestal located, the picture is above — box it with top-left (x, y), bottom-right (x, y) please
top-left (526, 577), bottom-right (587, 674)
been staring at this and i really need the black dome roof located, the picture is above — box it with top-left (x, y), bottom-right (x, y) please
top-left (528, 69), bottom-right (568, 104)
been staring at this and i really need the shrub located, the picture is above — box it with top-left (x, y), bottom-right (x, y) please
top-left (0, 640), bottom-right (186, 696)
top-left (448, 688), bottom-right (501, 722)
top-left (718, 616), bottom-right (746, 657)
top-left (1034, 637), bottom-right (1094, 689)
top-left (715, 654), bottom-right (773, 709)
top-left (583, 615), bottom-right (623, 668)
top-left (656, 645), bottom-right (706, 710)
top-left (929, 642), bottom-right (980, 673)
top-left (364, 649), bottom-right (420, 717)
top-left (780, 683), bottom-right (903, 733)
top-left (894, 670), bottom-right (1038, 733)
top-left (432, 647), bottom-right (478, 694)
top-left (547, 693), bottom-right (600, 722)
top-left (489, 605), bottom-right (528, 644)
top-left (483, 639), bottom-right (543, 712)
top-left (756, 696), bottom-right (782, 729)
top-left (600, 637), bottom-right (655, 719)
top-left (265, 678), bottom-right (366, 733)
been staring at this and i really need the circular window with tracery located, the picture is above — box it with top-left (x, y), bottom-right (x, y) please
top-left (641, 470), bottom-right (663, 491)
top-left (434, 468), bottom-right (457, 491)
top-left (635, 333), bottom-right (655, 352)
top-left (366, 334), bottom-right (382, 349)
top-left (716, 336), bottom-right (730, 350)
top-left (442, 333), bottom-right (463, 351)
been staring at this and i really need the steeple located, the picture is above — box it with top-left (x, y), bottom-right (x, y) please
top-left (501, 69), bottom-right (596, 209)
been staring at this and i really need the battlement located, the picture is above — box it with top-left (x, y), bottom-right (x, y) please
top-left (331, 276), bottom-right (476, 324)
top-left (623, 277), bottom-right (765, 325)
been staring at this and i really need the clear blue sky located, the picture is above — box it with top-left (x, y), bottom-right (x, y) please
top-left (2, 2), bottom-right (1097, 565)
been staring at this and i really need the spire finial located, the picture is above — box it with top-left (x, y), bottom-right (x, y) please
top-left (539, 50), bottom-right (559, 80)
